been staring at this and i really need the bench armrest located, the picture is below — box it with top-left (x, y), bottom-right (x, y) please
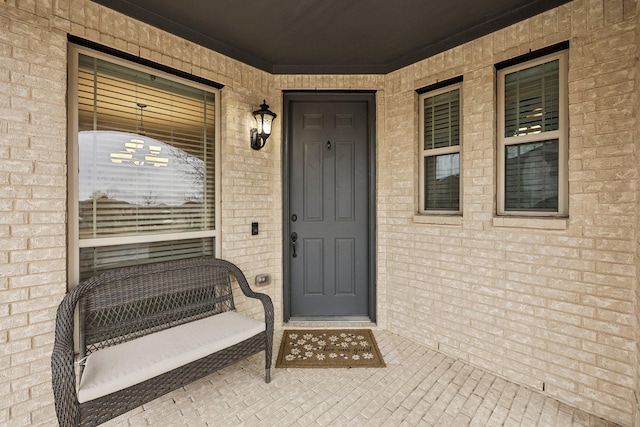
top-left (224, 260), bottom-right (274, 324)
top-left (221, 259), bottom-right (274, 366)
top-left (51, 286), bottom-right (83, 427)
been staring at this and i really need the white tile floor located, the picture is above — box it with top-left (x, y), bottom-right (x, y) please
top-left (105, 330), bottom-right (622, 426)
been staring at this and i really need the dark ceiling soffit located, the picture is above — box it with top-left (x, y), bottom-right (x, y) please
top-left (91, 0), bottom-right (571, 75)
top-left (68, 34), bottom-right (224, 89)
top-left (387, 0), bottom-right (572, 75)
top-left (90, 0), bottom-right (274, 72)
top-left (273, 63), bottom-right (391, 75)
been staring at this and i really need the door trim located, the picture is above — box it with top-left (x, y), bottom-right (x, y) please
top-left (282, 91), bottom-right (377, 322)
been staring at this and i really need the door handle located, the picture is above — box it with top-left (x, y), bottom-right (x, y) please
top-left (290, 232), bottom-right (298, 258)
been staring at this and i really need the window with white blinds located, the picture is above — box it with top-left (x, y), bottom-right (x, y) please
top-left (419, 84), bottom-right (462, 213)
top-left (497, 50), bottom-right (568, 216)
top-left (70, 47), bottom-right (218, 282)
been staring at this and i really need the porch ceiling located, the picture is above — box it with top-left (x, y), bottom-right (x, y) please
top-left (92, 0), bottom-right (571, 75)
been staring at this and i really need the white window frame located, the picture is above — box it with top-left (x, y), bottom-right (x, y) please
top-left (497, 50), bottom-right (568, 216)
top-left (67, 44), bottom-right (221, 288)
top-left (418, 83), bottom-right (463, 215)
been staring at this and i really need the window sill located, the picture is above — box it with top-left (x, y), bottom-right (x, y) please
top-left (492, 216), bottom-right (567, 230)
top-left (413, 214), bottom-right (463, 226)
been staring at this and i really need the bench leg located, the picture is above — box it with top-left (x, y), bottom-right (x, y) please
top-left (265, 368), bottom-right (271, 383)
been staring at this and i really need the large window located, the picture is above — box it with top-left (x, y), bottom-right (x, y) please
top-left (68, 44), bottom-right (219, 283)
top-left (497, 49), bottom-right (568, 216)
top-left (419, 83), bottom-right (462, 214)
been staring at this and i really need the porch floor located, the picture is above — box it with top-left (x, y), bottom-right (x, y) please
top-left (105, 329), bottom-right (621, 426)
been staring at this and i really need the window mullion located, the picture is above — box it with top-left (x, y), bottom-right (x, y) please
top-left (503, 129), bottom-right (561, 146)
top-left (423, 145), bottom-right (460, 157)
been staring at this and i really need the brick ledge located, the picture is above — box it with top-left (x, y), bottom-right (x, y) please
top-left (492, 216), bottom-right (568, 230)
top-left (413, 215), bottom-right (463, 226)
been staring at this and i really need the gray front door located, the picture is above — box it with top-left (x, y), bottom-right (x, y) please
top-left (287, 95), bottom-right (372, 318)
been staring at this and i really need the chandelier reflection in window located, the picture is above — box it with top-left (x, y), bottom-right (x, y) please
top-left (109, 103), bottom-right (169, 167)
top-left (79, 130), bottom-right (205, 208)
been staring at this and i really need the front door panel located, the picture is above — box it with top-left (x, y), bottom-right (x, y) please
top-left (289, 100), bottom-right (369, 317)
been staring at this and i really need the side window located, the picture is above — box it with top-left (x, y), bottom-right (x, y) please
top-left (68, 45), bottom-right (219, 283)
top-left (419, 84), bottom-right (462, 214)
top-left (497, 50), bottom-right (568, 216)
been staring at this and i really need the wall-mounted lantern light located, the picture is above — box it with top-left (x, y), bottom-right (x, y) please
top-left (250, 100), bottom-right (277, 150)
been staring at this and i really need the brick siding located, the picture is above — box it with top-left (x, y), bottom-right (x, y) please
top-left (0, 0), bottom-right (637, 425)
top-left (374, 2), bottom-right (638, 425)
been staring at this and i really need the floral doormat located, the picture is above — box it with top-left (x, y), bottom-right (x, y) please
top-left (275, 329), bottom-right (386, 368)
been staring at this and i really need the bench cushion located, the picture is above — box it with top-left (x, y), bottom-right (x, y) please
top-left (78, 311), bottom-right (265, 403)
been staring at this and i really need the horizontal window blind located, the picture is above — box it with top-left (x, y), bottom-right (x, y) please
top-left (424, 89), bottom-right (460, 150)
top-left (76, 54), bottom-right (216, 278)
top-left (504, 60), bottom-right (559, 137)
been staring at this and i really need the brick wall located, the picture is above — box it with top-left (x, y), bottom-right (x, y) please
top-left (635, 0), bottom-right (640, 425)
top-left (379, 1), bottom-right (638, 425)
top-left (219, 87), bottom-right (283, 320)
top-left (1, 3), bottom-right (68, 424)
top-left (0, 0), bottom-right (283, 424)
top-left (1, 0), bottom-right (638, 425)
